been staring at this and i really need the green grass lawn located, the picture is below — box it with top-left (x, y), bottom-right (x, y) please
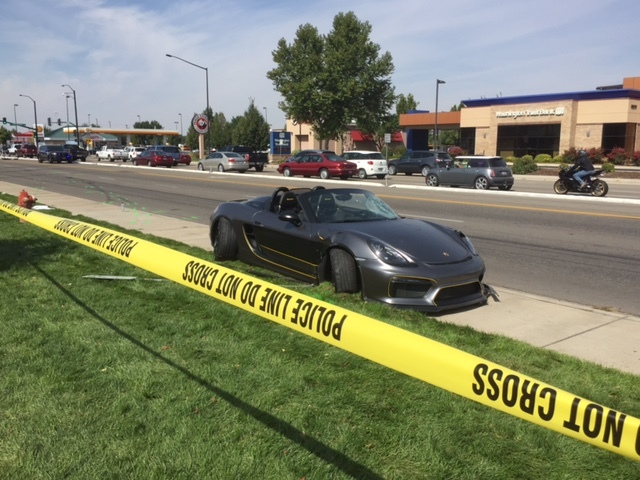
top-left (1, 193), bottom-right (639, 479)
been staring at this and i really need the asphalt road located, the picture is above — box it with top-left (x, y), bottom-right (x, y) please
top-left (2, 157), bottom-right (639, 316)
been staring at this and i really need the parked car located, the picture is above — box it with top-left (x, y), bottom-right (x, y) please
top-left (387, 150), bottom-right (452, 176)
top-left (124, 146), bottom-right (146, 161)
top-left (425, 156), bottom-right (514, 190)
top-left (277, 150), bottom-right (357, 179)
top-left (219, 145), bottom-right (269, 171)
top-left (63, 144), bottom-right (88, 162)
top-left (146, 145), bottom-right (181, 166)
top-left (17, 144), bottom-right (37, 158)
top-left (197, 151), bottom-right (249, 172)
top-left (132, 149), bottom-right (173, 168)
top-left (341, 150), bottom-right (388, 179)
top-left (179, 152), bottom-right (192, 165)
top-left (37, 144), bottom-right (72, 163)
top-left (209, 186), bottom-right (488, 312)
top-left (7, 143), bottom-right (22, 156)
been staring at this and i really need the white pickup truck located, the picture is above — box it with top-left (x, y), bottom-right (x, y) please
top-left (96, 145), bottom-right (128, 162)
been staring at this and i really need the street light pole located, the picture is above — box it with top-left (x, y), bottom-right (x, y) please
top-left (61, 84), bottom-right (81, 146)
top-left (434, 79), bottom-right (445, 152)
top-left (263, 106), bottom-right (268, 125)
top-left (166, 53), bottom-right (210, 156)
top-left (18, 94), bottom-right (38, 147)
top-left (13, 104), bottom-right (18, 133)
top-left (65, 95), bottom-right (71, 140)
top-left (178, 113), bottom-right (183, 136)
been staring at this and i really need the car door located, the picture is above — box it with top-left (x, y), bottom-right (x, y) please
top-left (438, 159), bottom-right (468, 185)
top-left (249, 209), bottom-right (323, 282)
top-left (395, 153), bottom-right (412, 173)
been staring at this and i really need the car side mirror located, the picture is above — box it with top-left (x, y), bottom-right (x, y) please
top-left (278, 210), bottom-right (302, 226)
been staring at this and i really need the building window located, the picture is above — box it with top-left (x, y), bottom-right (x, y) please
top-left (602, 123), bottom-right (635, 152)
top-left (497, 124), bottom-right (560, 157)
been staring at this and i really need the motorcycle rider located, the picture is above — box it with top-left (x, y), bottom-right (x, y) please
top-left (570, 150), bottom-right (595, 190)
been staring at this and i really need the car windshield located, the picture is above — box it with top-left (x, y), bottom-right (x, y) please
top-left (161, 146), bottom-right (180, 153)
top-left (225, 152), bottom-right (244, 158)
top-left (48, 146), bottom-right (64, 151)
top-left (302, 189), bottom-right (398, 223)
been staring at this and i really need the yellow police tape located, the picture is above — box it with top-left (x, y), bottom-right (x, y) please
top-left (2, 199), bottom-right (640, 461)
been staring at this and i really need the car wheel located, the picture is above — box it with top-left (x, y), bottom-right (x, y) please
top-left (498, 185), bottom-right (513, 191)
top-left (283, 167), bottom-right (293, 177)
top-left (474, 177), bottom-right (490, 190)
top-left (218, 164), bottom-right (225, 172)
top-left (197, 162), bottom-right (204, 171)
top-left (48, 157), bottom-right (53, 164)
top-left (254, 165), bottom-right (264, 172)
top-left (421, 166), bottom-right (431, 176)
top-left (108, 156), bottom-right (114, 162)
top-left (330, 249), bottom-right (359, 294)
top-left (358, 168), bottom-right (367, 179)
top-left (319, 168), bottom-right (330, 179)
top-left (388, 164), bottom-right (397, 175)
top-left (426, 173), bottom-right (440, 187)
top-left (38, 157), bottom-right (43, 163)
top-left (213, 218), bottom-right (238, 261)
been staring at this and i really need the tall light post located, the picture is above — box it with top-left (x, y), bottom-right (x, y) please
top-left (178, 113), bottom-right (183, 136)
top-left (434, 79), bottom-right (445, 152)
top-left (18, 94), bottom-right (38, 147)
top-left (166, 53), bottom-right (210, 157)
top-left (88, 113), bottom-right (91, 127)
top-left (65, 95), bottom-right (71, 140)
top-left (263, 106), bottom-right (268, 125)
top-left (137, 114), bottom-right (140, 124)
top-left (13, 104), bottom-right (18, 133)
top-left (61, 84), bottom-right (81, 145)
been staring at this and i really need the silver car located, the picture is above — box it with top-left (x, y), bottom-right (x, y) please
top-left (425, 155), bottom-right (514, 190)
top-left (197, 151), bottom-right (249, 173)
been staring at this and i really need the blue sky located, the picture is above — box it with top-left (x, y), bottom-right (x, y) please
top-left (1, 0), bottom-right (638, 134)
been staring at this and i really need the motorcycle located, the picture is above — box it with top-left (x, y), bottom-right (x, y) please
top-left (553, 167), bottom-right (609, 197)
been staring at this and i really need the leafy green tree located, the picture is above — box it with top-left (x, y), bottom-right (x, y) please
top-left (268, 11), bottom-right (395, 146)
top-left (232, 100), bottom-right (270, 150)
top-left (0, 126), bottom-right (12, 146)
top-left (132, 120), bottom-right (163, 145)
top-left (396, 93), bottom-right (419, 116)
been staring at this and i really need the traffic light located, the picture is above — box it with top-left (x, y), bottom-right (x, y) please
top-left (47, 117), bottom-right (52, 127)
top-left (57, 118), bottom-right (61, 126)
top-left (2, 117), bottom-right (6, 124)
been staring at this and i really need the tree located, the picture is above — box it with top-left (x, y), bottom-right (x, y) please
top-left (0, 126), bottom-right (12, 146)
top-left (396, 93), bottom-right (419, 117)
top-left (267, 11), bottom-right (395, 146)
top-left (132, 120), bottom-right (163, 145)
top-left (232, 100), bottom-right (270, 150)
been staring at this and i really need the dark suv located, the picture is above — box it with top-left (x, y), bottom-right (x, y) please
top-left (37, 145), bottom-right (72, 163)
top-left (64, 144), bottom-right (89, 162)
top-left (387, 150), bottom-right (452, 176)
top-left (147, 145), bottom-right (181, 166)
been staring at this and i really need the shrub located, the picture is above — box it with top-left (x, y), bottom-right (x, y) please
top-left (534, 154), bottom-right (553, 163)
top-left (512, 155), bottom-right (539, 174)
top-left (505, 156), bottom-right (518, 165)
top-left (392, 145), bottom-right (407, 158)
top-left (561, 147), bottom-right (579, 164)
top-left (553, 155), bottom-right (564, 163)
top-left (586, 147), bottom-right (605, 164)
top-left (447, 146), bottom-right (466, 158)
top-left (607, 147), bottom-right (630, 165)
top-left (633, 151), bottom-right (640, 167)
top-left (601, 162), bottom-right (616, 173)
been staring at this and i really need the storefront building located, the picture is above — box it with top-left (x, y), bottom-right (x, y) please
top-left (400, 76), bottom-right (640, 157)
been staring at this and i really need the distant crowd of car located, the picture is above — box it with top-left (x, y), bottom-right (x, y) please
top-left (3, 143), bottom-right (515, 190)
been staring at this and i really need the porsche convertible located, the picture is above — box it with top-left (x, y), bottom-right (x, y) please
top-left (209, 186), bottom-right (488, 312)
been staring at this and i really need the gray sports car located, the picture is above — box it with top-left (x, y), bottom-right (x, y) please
top-left (209, 186), bottom-right (488, 312)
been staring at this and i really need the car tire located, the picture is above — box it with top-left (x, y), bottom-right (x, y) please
top-left (358, 168), bottom-right (367, 179)
top-left (218, 164), bottom-right (225, 172)
top-left (388, 164), bottom-right (397, 175)
top-left (48, 157), bottom-right (53, 164)
top-left (474, 177), bottom-right (490, 190)
top-left (197, 162), bottom-right (204, 171)
top-left (421, 166), bottom-right (431, 176)
top-left (255, 165), bottom-right (264, 172)
top-left (426, 173), bottom-right (440, 187)
top-left (283, 167), bottom-right (292, 177)
top-left (38, 157), bottom-right (43, 164)
top-left (213, 218), bottom-right (238, 261)
top-left (319, 168), bottom-right (330, 179)
top-left (330, 249), bottom-right (358, 294)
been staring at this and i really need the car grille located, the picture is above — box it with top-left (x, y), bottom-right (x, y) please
top-left (434, 282), bottom-right (483, 307)
top-left (390, 277), bottom-right (433, 298)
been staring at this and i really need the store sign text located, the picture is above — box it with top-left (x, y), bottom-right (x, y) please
top-left (496, 108), bottom-right (565, 119)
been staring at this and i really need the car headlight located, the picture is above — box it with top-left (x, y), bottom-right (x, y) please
top-left (457, 231), bottom-right (477, 255)
top-left (368, 240), bottom-right (415, 266)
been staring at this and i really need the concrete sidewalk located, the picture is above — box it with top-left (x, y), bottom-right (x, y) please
top-left (2, 180), bottom-right (639, 376)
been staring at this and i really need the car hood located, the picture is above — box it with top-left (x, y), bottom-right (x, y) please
top-left (326, 218), bottom-right (474, 264)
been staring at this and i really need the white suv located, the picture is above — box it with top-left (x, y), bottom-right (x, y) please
top-left (342, 150), bottom-right (388, 179)
top-left (125, 146), bottom-right (146, 161)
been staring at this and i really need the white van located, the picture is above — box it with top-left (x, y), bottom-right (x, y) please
top-left (342, 150), bottom-right (388, 179)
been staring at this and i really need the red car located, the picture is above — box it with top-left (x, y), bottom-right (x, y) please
top-left (179, 152), bottom-right (192, 165)
top-left (133, 149), bottom-right (173, 167)
top-left (277, 150), bottom-right (357, 179)
top-left (18, 144), bottom-right (37, 158)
